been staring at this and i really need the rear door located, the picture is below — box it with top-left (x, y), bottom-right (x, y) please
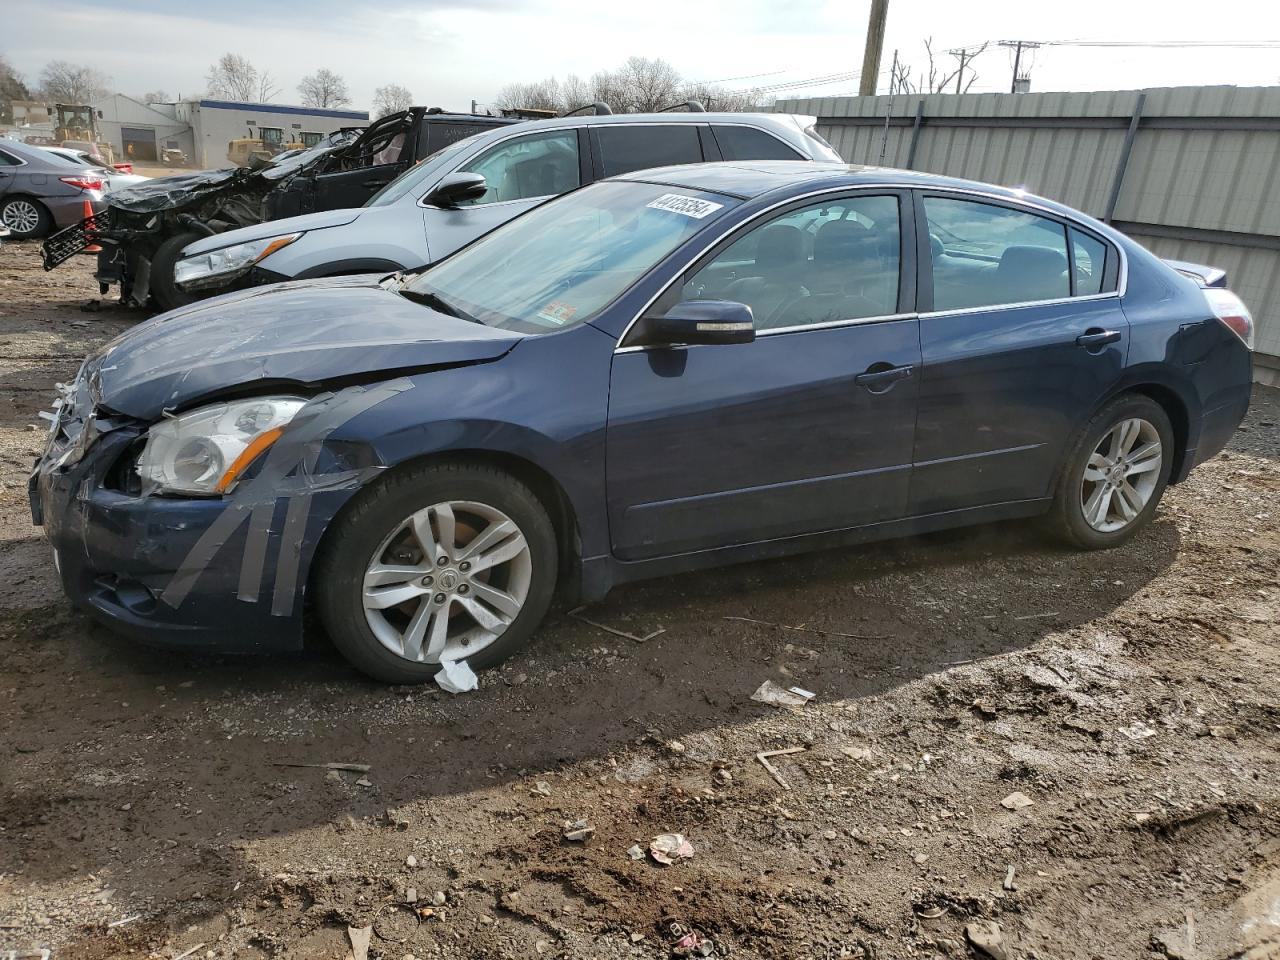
top-left (589, 123), bottom-right (707, 180)
top-left (910, 191), bottom-right (1127, 514)
top-left (606, 190), bottom-right (919, 559)
top-left (421, 127), bottom-right (586, 263)
top-left (0, 148), bottom-right (20, 201)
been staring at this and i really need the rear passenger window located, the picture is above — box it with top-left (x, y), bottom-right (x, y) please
top-left (596, 125), bottom-right (702, 177)
top-left (423, 122), bottom-right (487, 155)
top-left (0, 150), bottom-right (22, 166)
top-left (923, 196), bottom-right (1069, 311)
top-left (680, 195), bottom-right (900, 330)
top-left (712, 125), bottom-right (802, 161)
top-left (1070, 228), bottom-right (1109, 296)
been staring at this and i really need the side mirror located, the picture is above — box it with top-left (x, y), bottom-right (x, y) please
top-left (425, 172), bottom-right (488, 208)
top-left (648, 300), bottom-right (755, 346)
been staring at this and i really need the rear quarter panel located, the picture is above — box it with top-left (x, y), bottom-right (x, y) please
top-left (1117, 238), bottom-right (1252, 475)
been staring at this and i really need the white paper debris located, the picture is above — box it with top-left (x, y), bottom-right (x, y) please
top-left (750, 680), bottom-right (816, 708)
top-left (435, 659), bottom-right (478, 694)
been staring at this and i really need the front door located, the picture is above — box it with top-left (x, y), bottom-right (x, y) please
top-left (910, 192), bottom-right (1129, 514)
top-left (421, 128), bottom-right (585, 263)
top-left (606, 192), bottom-right (920, 560)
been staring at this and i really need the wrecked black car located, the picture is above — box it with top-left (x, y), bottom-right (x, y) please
top-left (41, 108), bottom-right (518, 311)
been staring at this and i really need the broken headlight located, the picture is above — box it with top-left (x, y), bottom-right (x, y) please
top-left (173, 233), bottom-right (302, 291)
top-left (137, 396), bottom-right (307, 495)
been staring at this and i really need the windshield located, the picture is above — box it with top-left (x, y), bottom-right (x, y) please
top-left (364, 132), bottom-right (489, 207)
top-left (403, 180), bottom-right (740, 333)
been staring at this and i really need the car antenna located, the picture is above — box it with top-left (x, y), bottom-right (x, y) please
top-left (658, 100), bottom-right (706, 113)
top-left (561, 101), bottom-right (613, 117)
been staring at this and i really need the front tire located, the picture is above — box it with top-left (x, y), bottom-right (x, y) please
top-left (150, 230), bottom-right (205, 313)
top-left (315, 462), bottom-right (558, 684)
top-left (1047, 394), bottom-right (1174, 549)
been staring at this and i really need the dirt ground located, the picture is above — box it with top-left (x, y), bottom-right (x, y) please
top-left (1, 240), bottom-right (1277, 960)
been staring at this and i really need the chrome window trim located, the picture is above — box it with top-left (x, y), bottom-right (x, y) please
top-left (613, 182), bottom-right (1129, 352)
top-left (615, 312), bottom-right (918, 354)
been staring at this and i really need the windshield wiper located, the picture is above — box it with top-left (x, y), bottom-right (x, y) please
top-left (397, 286), bottom-right (479, 324)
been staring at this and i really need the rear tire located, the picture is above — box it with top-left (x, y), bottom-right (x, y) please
top-left (315, 462), bottom-right (558, 684)
top-left (1046, 394), bottom-right (1174, 549)
top-left (150, 230), bottom-right (205, 313)
top-left (0, 196), bottom-right (52, 239)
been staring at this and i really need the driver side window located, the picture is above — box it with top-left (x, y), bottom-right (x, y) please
top-left (677, 195), bottom-right (901, 331)
top-left (458, 130), bottom-right (580, 206)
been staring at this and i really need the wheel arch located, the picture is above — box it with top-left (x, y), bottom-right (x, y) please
top-left (310, 447), bottom-right (585, 605)
top-left (1123, 382), bottom-right (1191, 483)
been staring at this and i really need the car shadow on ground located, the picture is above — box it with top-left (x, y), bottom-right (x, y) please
top-left (2, 510), bottom-right (1182, 908)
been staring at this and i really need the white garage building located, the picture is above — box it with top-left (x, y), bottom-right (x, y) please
top-left (92, 95), bottom-right (369, 167)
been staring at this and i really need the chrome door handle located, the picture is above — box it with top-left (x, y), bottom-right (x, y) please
top-left (855, 363), bottom-right (914, 392)
top-left (1076, 329), bottom-right (1121, 349)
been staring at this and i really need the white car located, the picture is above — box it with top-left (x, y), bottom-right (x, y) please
top-left (41, 147), bottom-right (149, 192)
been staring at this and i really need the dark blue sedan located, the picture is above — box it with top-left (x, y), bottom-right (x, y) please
top-left (30, 162), bottom-right (1254, 683)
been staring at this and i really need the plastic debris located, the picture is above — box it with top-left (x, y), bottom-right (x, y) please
top-left (434, 659), bottom-right (478, 694)
top-left (672, 929), bottom-right (716, 956)
top-left (347, 925), bottom-right (372, 960)
top-left (1000, 791), bottom-right (1035, 811)
top-left (750, 680), bottom-right (815, 708)
top-left (649, 833), bottom-right (695, 865)
top-left (965, 919), bottom-right (1008, 960)
top-left (531, 780), bottom-right (552, 797)
top-left (563, 818), bottom-right (595, 842)
top-left (626, 844), bottom-right (645, 860)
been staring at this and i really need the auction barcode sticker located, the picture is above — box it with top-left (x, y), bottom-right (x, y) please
top-left (646, 193), bottom-right (724, 219)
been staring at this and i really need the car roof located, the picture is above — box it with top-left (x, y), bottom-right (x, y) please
top-left (462, 111), bottom-right (813, 144)
top-left (614, 160), bottom-right (1036, 205)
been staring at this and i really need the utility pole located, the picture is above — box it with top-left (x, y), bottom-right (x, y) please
top-left (998, 40), bottom-right (1042, 93)
top-left (878, 48), bottom-right (899, 164)
top-left (859, 0), bottom-right (889, 96)
top-left (948, 46), bottom-right (975, 94)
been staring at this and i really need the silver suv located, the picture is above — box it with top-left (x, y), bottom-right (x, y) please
top-left (174, 112), bottom-right (840, 297)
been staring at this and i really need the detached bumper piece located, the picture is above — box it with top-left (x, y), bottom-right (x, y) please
top-left (41, 208), bottom-right (113, 271)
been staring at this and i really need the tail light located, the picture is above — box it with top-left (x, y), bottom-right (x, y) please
top-left (59, 175), bottom-right (104, 192)
top-left (1204, 288), bottom-right (1254, 350)
top-left (113, 162), bottom-right (133, 174)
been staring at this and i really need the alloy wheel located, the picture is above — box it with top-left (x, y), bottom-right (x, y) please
top-left (2, 200), bottom-right (39, 234)
top-left (1080, 417), bottom-right (1163, 533)
top-left (361, 500), bottom-right (532, 664)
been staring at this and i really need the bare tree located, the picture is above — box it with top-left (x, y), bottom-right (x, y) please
top-left (612, 56), bottom-right (682, 112)
top-left (298, 68), bottom-right (350, 109)
top-left (372, 83), bottom-right (413, 119)
top-left (680, 82), bottom-right (763, 112)
top-left (38, 60), bottom-right (110, 103)
top-left (898, 39), bottom-right (988, 94)
top-left (142, 90), bottom-right (169, 104)
top-left (495, 56), bottom-right (764, 116)
top-left (206, 53), bottom-right (259, 100)
top-left (257, 71), bottom-right (280, 104)
top-left (495, 76), bottom-right (567, 113)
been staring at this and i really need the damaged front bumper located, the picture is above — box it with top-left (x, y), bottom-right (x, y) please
top-left (27, 383), bottom-right (351, 653)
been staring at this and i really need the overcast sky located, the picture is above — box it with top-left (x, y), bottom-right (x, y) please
top-left (6, 0), bottom-right (1280, 113)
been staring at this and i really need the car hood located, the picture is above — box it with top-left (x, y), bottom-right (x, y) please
top-left (86, 275), bottom-right (522, 419)
top-left (182, 208), bottom-right (364, 255)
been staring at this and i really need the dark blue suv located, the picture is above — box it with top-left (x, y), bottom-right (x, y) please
top-left (30, 162), bottom-right (1253, 683)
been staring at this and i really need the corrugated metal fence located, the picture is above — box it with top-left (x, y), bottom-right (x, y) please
top-left (776, 85), bottom-right (1280, 382)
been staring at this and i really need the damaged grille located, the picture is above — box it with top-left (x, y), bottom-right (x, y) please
top-left (41, 208), bottom-right (113, 271)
